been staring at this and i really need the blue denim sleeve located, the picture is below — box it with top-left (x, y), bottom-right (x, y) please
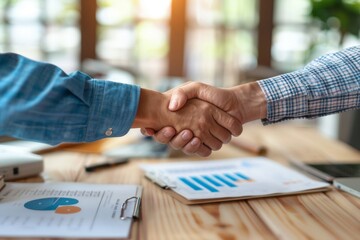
top-left (0, 53), bottom-right (140, 144)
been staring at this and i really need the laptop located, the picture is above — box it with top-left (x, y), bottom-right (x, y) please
top-left (333, 178), bottom-right (360, 198)
top-left (289, 160), bottom-right (360, 199)
top-left (0, 136), bottom-right (53, 153)
top-left (0, 136), bottom-right (52, 180)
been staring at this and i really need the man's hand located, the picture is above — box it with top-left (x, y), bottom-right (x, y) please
top-left (141, 81), bottom-right (267, 156)
top-left (133, 88), bottom-right (242, 157)
top-left (168, 81), bottom-right (266, 123)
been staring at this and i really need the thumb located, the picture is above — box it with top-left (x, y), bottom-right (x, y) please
top-left (168, 82), bottom-right (205, 111)
top-left (168, 87), bottom-right (189, 111)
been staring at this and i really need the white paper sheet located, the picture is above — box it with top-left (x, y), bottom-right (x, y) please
top-left (0, 182), bottom-right (141, 238)
top-left (142, 157), bottom-right (330, 200)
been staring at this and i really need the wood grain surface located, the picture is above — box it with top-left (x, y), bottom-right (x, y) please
top-left (2, 123), bottom-right (360, 240)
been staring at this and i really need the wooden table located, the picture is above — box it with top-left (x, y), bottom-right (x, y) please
top-left (3, 123), bottom-right (360, 240)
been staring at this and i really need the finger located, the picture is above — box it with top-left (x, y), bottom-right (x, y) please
top-left (168, 88), bottom-right (189, 111)
top-left (140, 128), bottom-right (155, 136)
top-left (189, 115), bottom-right (224, 151)
top-left (195, 144), bottom-right (212, 157)
top-left (202, 132), bottom-right (223, 151)
top-left (213, 109), bottom-right (243, 137)
top-left (169, 130), bottom-right (194, 150)
top-left (168, 82), bottom-right (205, 111)
top-left (170, 82), bottom-right (226, 112)
top-left (181, 137), bottom-right (202, 155)
top-left (209, 124), bottom-right (232, 144)
top-left (152, 127), bottom-right (177, 144)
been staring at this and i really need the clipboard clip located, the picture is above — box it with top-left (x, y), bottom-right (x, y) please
top-left (120, 196), bottom-right (141, 220)
top-left (145, 171), bottom-right (176, 189)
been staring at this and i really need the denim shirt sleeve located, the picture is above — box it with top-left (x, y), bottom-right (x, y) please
top-left (0, 53), bottom-right (140, 144)
top-left (258, 46), bottom-right (360, 125)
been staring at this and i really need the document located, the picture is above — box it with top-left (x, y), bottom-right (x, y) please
top-left (142, 157), bottom-right (330, 204)
top-left (0, 182), bottom-right (142, 238)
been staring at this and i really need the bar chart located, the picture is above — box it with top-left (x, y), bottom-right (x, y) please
top-left (142, 158), bottom-right (330, 201)
top-left (179, 172), bottom-right (253, 192)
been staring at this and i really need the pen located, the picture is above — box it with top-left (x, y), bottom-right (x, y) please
top-left (230, 138), bottom-right (267, 155)
top-left (0, 175), bottom-right (5, 191)
top-left (85, 157), bottom-right (129, 172)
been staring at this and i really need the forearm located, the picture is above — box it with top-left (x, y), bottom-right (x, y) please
top-left (0, 53), bottom-right (140, 144)
top-left (132, 88), bottom-right (169, 129)
top-left (258, 46), bottom-right (360, 124)
top-left (230, 82), bottom-right (267, 123)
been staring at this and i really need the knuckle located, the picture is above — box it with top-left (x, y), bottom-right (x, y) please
top-left (227, 117), bottom-right (237, 128)
top-left (193, 82), bottom-right (203, 88)
top-left (200, 118), bottom-right (208, 126)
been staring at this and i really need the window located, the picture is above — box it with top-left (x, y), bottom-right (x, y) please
top-left (0, 0), bottom-right (80, 72)
top-left (272, 0), bottom-right (360, 72)
top-left (2, 0), bottom-right (357, 87)
top-left (96, 0), bottom-right (171, 87)
top-left (186, 0), bottom-right (259, 86)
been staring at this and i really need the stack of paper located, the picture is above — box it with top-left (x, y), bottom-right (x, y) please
top-left (142, 157), bottom-right (330, 204)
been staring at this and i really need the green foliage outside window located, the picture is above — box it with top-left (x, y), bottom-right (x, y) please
top-left (309, 0), bottom-right (360, 45)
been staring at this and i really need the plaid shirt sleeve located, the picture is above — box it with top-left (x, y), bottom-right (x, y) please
top-left (257, 46), bottom-right (360, 125)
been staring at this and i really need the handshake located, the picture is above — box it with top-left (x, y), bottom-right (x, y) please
top-left (132, 81), bottom-right (267, 157)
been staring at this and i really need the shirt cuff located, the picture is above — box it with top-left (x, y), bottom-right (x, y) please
top-left (257, 70), bottom-right (309, 125)
top-left (86, 80), bottom-right (140, 141)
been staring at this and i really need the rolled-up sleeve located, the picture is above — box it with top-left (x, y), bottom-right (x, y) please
top-left (0, 53), bottom-right (140, 144)
top-left (258, 46), bottom-right (360, 125)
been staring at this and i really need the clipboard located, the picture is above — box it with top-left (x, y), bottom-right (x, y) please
top-left (0, 181), bottom-right (142, 239)
top-left (142, 158), bottom-right (331, 205)
top-left (120, 189), bottom-right (142, 219)
top-left (145, 171), bottom-right (330, 205)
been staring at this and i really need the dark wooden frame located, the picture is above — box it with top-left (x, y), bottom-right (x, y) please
top-left (78, 0), bottom-right (275, 77)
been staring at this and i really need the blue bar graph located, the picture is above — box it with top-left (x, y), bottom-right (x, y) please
top-left (202, 175), bottom-right (222, 187)
top-left (213, 175), bottom-right (237, 187)
top-left (179, 177), bottom-right (202, 191)
top-left (224, 174), bottom-right (237, 181)
top-left (235, 172), bottom-right (250, 180)
top-left (179, 172), bottom-right (252, 192)
top-left (191, 177), bottom-right (218, 192)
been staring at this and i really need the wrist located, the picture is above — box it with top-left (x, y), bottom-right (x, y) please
top-left (231, 82), bottom-right (267, 123)
top-left (132, 88), bottom-right (169, 129)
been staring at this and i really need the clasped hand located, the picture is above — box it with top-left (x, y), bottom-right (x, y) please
top-left (132, 85), bottom-right (242, 156)
top-left (136, 81), bottom-right (266, 156)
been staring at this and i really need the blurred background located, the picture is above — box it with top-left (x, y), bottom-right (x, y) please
top-left (0, 0), bottom-right (359, 149)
